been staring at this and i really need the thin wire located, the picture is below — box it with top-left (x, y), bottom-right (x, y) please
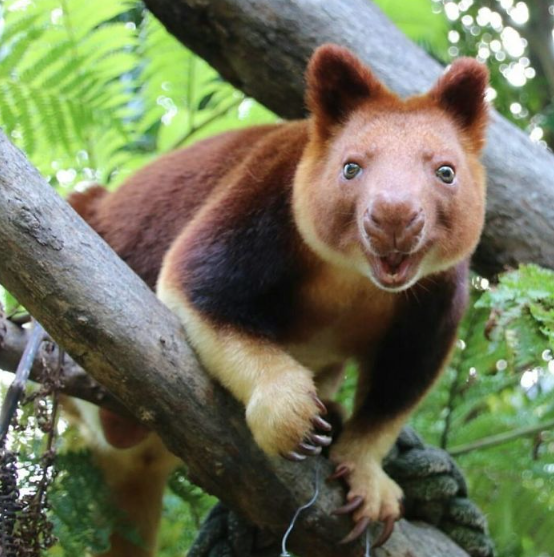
top-left (365, 527), bottom-right (372, 557)
top-left (280, 463), bottom-right (321, 557)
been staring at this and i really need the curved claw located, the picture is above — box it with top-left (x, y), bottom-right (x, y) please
top-left (312, 416), bottom-right (332, 432)
top-left (373, 516), bottom-right (396, 548)
top-left (310, 433), bottom-right (332, 447)
top-left (399, 498), bottom-right (405, 518)
top-left (311, 394), bottom-right (328, 415)
top-left (339, 516), bottom-right (371, 544)
top-left (327, 463), bottom-right (350, 481)
top-left (297, 442), bottom-right (322, 456)
top-left (283, 451), bottom-right (307, 462)
top-left (333, 495), bottom-right (364, 515)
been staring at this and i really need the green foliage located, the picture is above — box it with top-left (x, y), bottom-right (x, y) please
top-left (377, 0), bottom-right (554, 148)
top-left (478, 265), bottom-right (554, 355)
top-left (47, 451), bottom-right (132, 557)
top-left (414, 266), bottom-right (554, 557)
top-left (0, 288), bottom-right (22, 317)
top-left (374, 0), bottom-right (449, 58)
top-left (0, 0), bottom-right (141, 192)
top-left (432, 1), bottom-right (553, 147)
top-left (156, 469), bottom-right (217, 556)
top-left (0, 0), bottom-right (276, 193)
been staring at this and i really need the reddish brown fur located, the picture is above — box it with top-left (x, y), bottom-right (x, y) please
top-left (83, 125), bottom-right (277, 289)
top-left (69, 44), bottom-right (489, 554)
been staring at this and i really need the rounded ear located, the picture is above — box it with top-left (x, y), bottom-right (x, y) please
top-left (429, 58), bottom-right (490, 151)
top-left (305, 44), bottom-right (388, 137)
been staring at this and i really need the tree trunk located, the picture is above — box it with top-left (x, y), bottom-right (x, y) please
top-left (0, 132), bottom-right (470, 556)
top-left (141, 0), bottom-right (554, 277)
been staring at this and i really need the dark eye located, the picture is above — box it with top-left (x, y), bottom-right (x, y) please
top-left (436, 165), bottom-right (456, 184)
top-left (343, 162), bottom-right (362, 180)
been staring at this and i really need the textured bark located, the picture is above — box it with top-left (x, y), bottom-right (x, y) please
top-left (141, 0), bottom-right (554, 277)
top-left (525, 1), bottom-right (554, 101)
top-left (0, 133), bottom-right (470, 557)
top-left (0, 317), bottom-right (123, 413)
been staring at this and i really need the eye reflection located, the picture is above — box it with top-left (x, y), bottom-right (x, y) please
top-left (436, 165), bottom-right (455, 184)
top-left (343, 162), bottom-right (362, 180)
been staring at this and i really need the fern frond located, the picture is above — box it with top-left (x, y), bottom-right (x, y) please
top-left (0, 0), bottom-right (141, 188)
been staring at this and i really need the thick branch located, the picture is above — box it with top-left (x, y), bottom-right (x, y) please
top-left (141, 0), bottom-right (554, 277)
top-left (525, 1), bottom-right (554, 100)
top-left (0, 133), bottom-right (468, 556)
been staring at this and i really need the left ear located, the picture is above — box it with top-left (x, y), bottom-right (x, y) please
top-left (429, 58), bottom-right (489, 151)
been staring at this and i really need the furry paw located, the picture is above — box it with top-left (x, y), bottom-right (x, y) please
top-left (245, 373), bottom-right (332, 460)
top-left (329, 454), bottom-right (403, 546)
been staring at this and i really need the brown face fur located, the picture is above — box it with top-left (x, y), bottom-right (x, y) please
top-left (294, 45), bottom-right (488, 292)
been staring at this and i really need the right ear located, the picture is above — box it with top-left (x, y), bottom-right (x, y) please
top-left (428, 58), bottom-right (489, 151)
top-left (306, 44), bottom-right (388, 137)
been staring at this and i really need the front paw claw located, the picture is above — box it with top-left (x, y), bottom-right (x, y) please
top-left (327, 463), bottom-right (351, 481)
top-left (247, 377), bottom-right (332, 458)
top-left (333, 495), bottom-right (364, 515)
top-left (338, 511), bottom-right (399, 546)
top-left (297, 442), bottom-right (322, 456)
top-left (310, 432), bottom-right (332, 446)
top-left (285, 424), bottom-right (332, 460)
top-left (328, 459), bottom-right (403, 546)
top-left (312, 416), bottom-right (333, 432)
top-left (374, 515), bottom-right (396, 548)
top-left (312, 394), bottom-right (328, 415)
top-left (283, 451), bottom-right (307, 462)
top-left (340, 516), bottom-right (371, 544)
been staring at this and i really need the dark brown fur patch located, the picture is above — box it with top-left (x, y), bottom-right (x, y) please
top-left (351, 262), bottom-right (469, 431)
top-left (170, 124), bottom-right (311, 339)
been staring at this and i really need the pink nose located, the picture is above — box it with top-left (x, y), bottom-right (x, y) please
top-left (363, 195), bottom-right (425, 253)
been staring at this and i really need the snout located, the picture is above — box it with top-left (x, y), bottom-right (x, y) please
top-left (363, 195), bottom-right (425, 255)
top-left (361, 194), bottom-right (426, 290)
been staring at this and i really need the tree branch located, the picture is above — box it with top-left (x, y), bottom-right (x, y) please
top-left (141, 0), bottom-right (554, 277)
top-left (0, 132), bottom-right (469, 556)
top-left (449, 419), bottom-right (554, 457)
top-left (523, 1), bottom-right (554, 101)
top-left (0, 317), bottom-right (124, 414)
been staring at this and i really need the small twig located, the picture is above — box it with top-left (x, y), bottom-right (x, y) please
top-left (31, 347), bottom-right (62, 512)
top-left (0, 317), bottom-right (125, 414)
top-left (440, 365), bottom-right (461, 450)
top-left (186, 52), bottom-right (197, 131)
top-left (0, 320), bottom-right (44, 442)
top-left (449, 418), bottom-right (554, 456)
top-left (172, 97), bottom-right (244, 149)
top-left (458, 374), bottom-right (522, 425)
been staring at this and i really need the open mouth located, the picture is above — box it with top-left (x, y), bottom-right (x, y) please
top-left (368, 251), bottom-right (423, 290)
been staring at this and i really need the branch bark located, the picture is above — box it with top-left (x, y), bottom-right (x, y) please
top-left (0, 132), bottom-right (469, 555)
top-left (141, 0), bottom-right (554, 277)
top-left (0, 317), bottom-right (123, 414)
top-left (525, 1), bottom-right (554, 101)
